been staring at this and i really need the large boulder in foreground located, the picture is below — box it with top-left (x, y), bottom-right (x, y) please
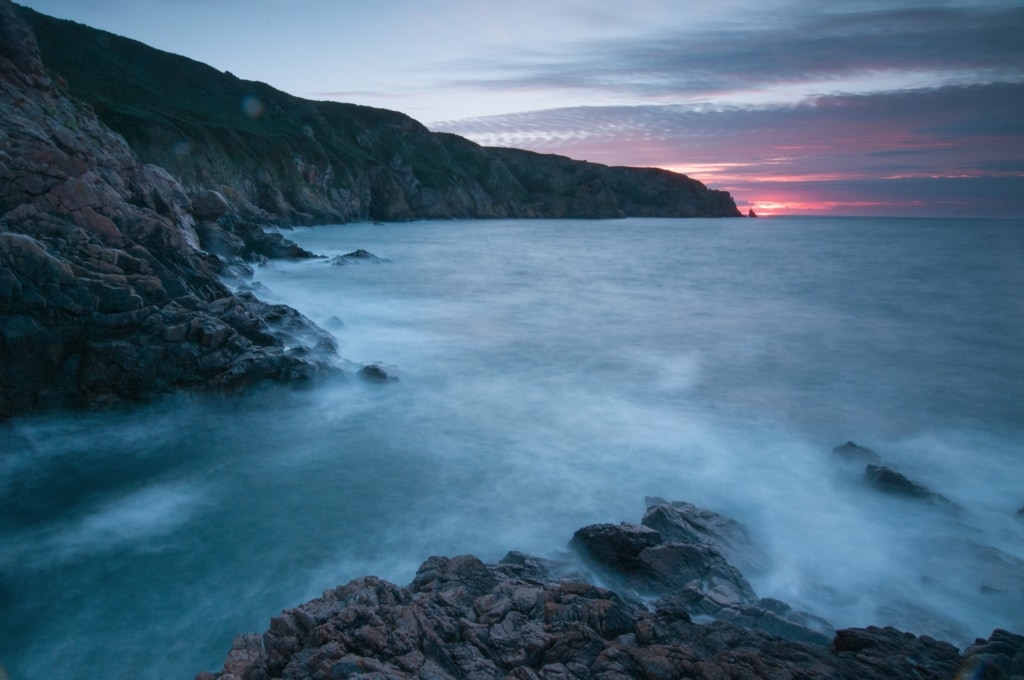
top-left (0, 0), bottom-right (336, 419)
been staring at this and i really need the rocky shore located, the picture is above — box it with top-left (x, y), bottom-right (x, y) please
top-left (0, 0), bottom-right (337, 418)
top-left (1, 0), bottom-right (743, 420)
top-left (199, 497), bottom-right (1024, 680)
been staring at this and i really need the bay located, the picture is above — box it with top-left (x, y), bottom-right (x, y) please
top-left (1, 217), bottom-right (1022, 678)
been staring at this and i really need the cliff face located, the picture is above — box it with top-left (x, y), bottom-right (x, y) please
top-left (19, 7), bottom-right (740, 224)
top-left (0, 0), bottom-right (336, 419)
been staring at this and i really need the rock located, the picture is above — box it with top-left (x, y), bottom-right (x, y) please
top-left (962, 629), bottom-right (1024, 678)
top-left (863, 465), bottom-right (959, 509)
top-left (832, 440), bottom-right (882, 464)
top-left (190, 190), bottom-right (231, 220)
top-left (358, 363), bottom-right (396, 383)
top-left (642, 497), bottom-right (771, 574)
top-left (831, 626), bottom-right (961, 679)
top-left (200, 549), bottom-right (978, 680)
top-left (0, 1), bottom-right (338, 419)
top-left (330, 249), bottom-right (390, 265)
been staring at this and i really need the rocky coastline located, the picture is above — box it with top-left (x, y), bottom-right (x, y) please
top-left (2, 0), bottom-right (741, 420)
top-left (0, 0), bottom-right (341, 419)
top-left (198, 497), bottom-right (1024, 680)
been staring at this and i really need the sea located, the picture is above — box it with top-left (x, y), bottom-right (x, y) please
top-left (1, 216), bottom-right (1022, 679)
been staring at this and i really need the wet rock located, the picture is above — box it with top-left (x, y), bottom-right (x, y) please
top-left (330, 249), bottom-right (390, 265)
top-left (358, 363), bottom-right (396, 383)
top-left (831, 626), bottom-right (961, 679)
top-left (201, 549), bottom-right (979, 680)
top-left (642, 497), bottom-right (771, 574)
top-left (832, 440), bottom-right (882, 464)
top-left (0, 2), bottom-right (337, 419)
top-left (864, 464), bottom-right (959, 509)
top-left (962, 629), bottom-right (1024, 678)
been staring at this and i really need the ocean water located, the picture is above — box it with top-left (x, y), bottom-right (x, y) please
top-left (1, 216), bottom-right (1022, 678)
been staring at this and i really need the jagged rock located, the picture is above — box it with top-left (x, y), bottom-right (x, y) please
top-left (832, 440), bottom-right (882, 464)
top-left (190, 189), bottom-right (230, 220)
top-left (330, 249), bottom-right (390, 265)
top-left (962, 629), bottom-right (1024, 678)
top-left (863, 464), bottom-right (959, 509)
top-left (0, 0), bottom-right (337, 419)
top-left (642, 497), bottom-right (771, 574)
top-left (199, 549), bottom-right (977, 680)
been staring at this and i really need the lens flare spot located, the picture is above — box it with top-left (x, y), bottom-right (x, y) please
top-left (241, 95), bottom-right (264, 119)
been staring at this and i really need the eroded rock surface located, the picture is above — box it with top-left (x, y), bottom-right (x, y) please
top-left (0, 0), bottom-right (337, 419)
top-left (199, 552), bottom-right (1001, 680)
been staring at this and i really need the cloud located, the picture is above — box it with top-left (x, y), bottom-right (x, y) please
top-left (436, 2), bottom-right (1024, 103)
top-left (433, 82), bottom-right (1024, 216)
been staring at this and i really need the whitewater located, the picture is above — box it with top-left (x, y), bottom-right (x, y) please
top-left (1, 216), bottom-right (1021, 679)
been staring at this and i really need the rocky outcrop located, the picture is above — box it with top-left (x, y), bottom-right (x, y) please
top-left (19, 6), bottom-right (741, 225)
top-left (0, 0), bottom-right (337, 419)
top-left (200, 499), bottom-right (1022, 680)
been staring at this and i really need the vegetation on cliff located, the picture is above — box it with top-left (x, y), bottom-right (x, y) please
top-left (19, 6), bottom-right (740, 224)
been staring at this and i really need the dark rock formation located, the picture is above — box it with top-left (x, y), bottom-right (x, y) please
top-left (831, 440), bottom-right (882, 464)
top-left (863, 464), bottom-right (959, 509)
top-left (641, 496), bottom-right (771, 575)
top-left (358, 363), bottom-right (397, 383)
top-left (199, 501), bottom-right (1022, 680)
top-left (568, 517), bottom-right (832, 647)
top-left (330, 249), bottom-right (390, 266)
top-left (19, 6), bottom-right (741, 225)
top-left (0, 0), bottom-right (337, 419)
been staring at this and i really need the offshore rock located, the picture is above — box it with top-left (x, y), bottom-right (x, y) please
top-left (831, 440), bottom-right (882, 464)
top-left (0, 0), bottom-right (336, 419)
top-left (330, 249), bottom-right (390, 266)
top-left (641, 497), bottom-right (771, 575)
top-left (20, 6), bottom-right (742, 224)
top-left (863, 464), bottom-right (960, 509)
top-left (200, 500), bottom-right (1023, 679)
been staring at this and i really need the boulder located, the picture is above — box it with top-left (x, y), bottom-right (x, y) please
top-left (358, 363), bottom-right (397, 383)
top-left (863, 465), bottom-right (959, 509)
top-left (190, 189), bottom-right (231, 220)
top-left (642, 497), bottom-right (771, 574)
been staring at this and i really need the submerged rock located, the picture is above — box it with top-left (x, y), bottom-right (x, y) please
top-left (863, 464), bottom-right (959, 509)
top-left (329, 249), bottom-right (390, 265)
top-left (358, 363), bottom-right (397, 383)
top-left (832, 440), bottom-right (882, 464)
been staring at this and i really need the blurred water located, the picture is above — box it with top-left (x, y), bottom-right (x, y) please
top-left (1, 217), bottom-right (1022, 678)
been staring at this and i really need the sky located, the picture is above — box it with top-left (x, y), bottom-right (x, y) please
top-left (17, 0), bottom-right (1024, 216)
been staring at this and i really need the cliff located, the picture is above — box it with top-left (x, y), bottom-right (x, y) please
top-left (18, 6), bottom-right (740, 224)
top-left (0, 0), bottom-right (337, 419)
